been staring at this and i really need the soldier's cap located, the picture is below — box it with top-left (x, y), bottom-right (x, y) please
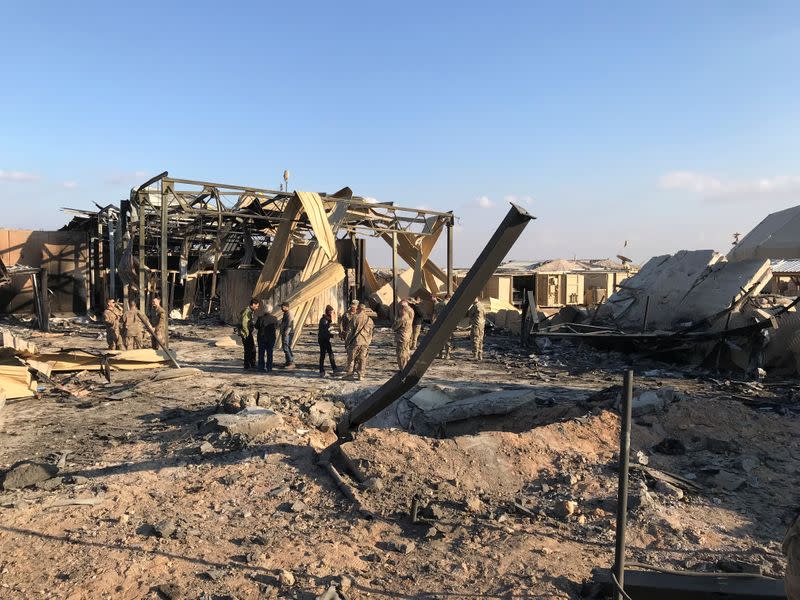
top-left (350, 300), bottom-right (359, 307)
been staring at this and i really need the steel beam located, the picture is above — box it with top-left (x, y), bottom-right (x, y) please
top-left (160, 179), bottom-right (170, 349)
top-left (606, 569), bottom-right (785, 599)
top-left (338, 203), bottom-right (534, 435)
top-left (446, 217), bottom-right (453, 295)
top-left (614, 370), bottom-right (633, 599)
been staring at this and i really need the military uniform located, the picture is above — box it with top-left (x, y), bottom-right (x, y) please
top-left (340, 304), bottom-right (356, 341)
top-left (280, 309), bottom-right (296, 367)
top-left (122, 306), bottom-right (144, 350)
top-left (392, 306), bottom-right (413, 369)
top-left (433, 298), bottom-right (452, 359)
top-left (410, 301), bottom-right (424, 350)
top-left (345, 310), bottom-right (374, 380)
top-left (468, 301), bottom-right (486, 360)
top-left (149, 305), bottom-right (167, 350)
top-left (103, 304), bottom-right (123, 350)
top-left (239, 305), bottom-right (256, 369)
top-left (784, 513), bottom-right (800, 600)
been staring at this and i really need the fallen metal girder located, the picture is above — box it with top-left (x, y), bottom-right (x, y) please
top-left (603, 569), bottom-right (785, 599)
top-left (338, 203), bottom-right (534, 435)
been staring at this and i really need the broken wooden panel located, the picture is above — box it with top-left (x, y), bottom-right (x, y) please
top-left (296, 191), bottom-right (337, 260)
top-left (362, 257), bottom-right (380, 295)
top-left (253, 195), bottom-right (303, 299)
top-left (0, 364), bottom-right (37, 399)
top-left (411, 216), bottom-right (446, 292)
top-left (290, 196), bottom-right (352, 348)
top-left (32, 348), bottom-right (171, 372)
top-left (1, 329), bottom-right (39, 355)
top-left (268, 262), bottom-right (346, 317)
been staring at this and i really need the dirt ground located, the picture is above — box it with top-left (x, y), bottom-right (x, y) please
top-left (0, 316), bottom-right (798, 599)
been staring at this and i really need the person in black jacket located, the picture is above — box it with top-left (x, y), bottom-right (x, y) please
top-left (318, 305), bottom-right (338, 376)
top-left (255, 303), bottom-right (279, 373)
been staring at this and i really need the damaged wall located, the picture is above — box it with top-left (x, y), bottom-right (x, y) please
top-left (0, 229), bottom-right (89, 315)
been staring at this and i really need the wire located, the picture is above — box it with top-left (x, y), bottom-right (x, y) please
top-left (611, 572), bottom-right (634, 600)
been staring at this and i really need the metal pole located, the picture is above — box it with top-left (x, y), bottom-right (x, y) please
top-left (160, 179), bottom-right (170, 349)
top-left (109, 224), bottom-right (116, 299)
top-left (138, 195), bottom-right (146, 313)
top-left (40, 269), bottom-right (50, 333)
top-left (613, 369), bottom-right (634, 599)
top-left (392, 232), bottom-right (398, 320)
top-left (446, 216), bottom-right (453, 295)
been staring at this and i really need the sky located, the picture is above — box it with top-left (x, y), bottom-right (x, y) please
top-left (1, 1), bottom-right (799, 267)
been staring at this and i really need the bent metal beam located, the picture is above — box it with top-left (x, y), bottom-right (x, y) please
top-left (338, 203), bottom-right (535, 435)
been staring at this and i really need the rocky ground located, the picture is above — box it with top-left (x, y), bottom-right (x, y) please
top-left (0, 316), bottom-right (798, 599)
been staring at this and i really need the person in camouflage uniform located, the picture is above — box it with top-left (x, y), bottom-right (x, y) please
top-left (103, 299), bottom-right (123, 350)
top-left (467, 299), bottom-right (486, 360)
top-left (410, 295), bottom-right (424, 350)
top-left (149, 295), bottom-right (167, 350)
top-left (433, 294), bottom-right (453, 359)
top-left (122, 300), bottom-right (145, 350)
top-left (340, 300), bottom-right (357, 341)
top-left (392, 300), bottom-right (414, 370)
top-left (239, 298), bottom-right (259, 370)
top-left (345, 302), bottom-right (374, 380)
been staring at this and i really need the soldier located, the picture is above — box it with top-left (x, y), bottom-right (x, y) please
top-left (103, 299), bottom-right (123, 350)
top-left (433, 294), bottom-right (453, 359)
top-left (409, 295), bottom-right (424, 350)
top-left (467, 299), bottom-right (486, 360)
top-left (279, 302), bottom-right (296, 369)
top-left (345, 301), bottom-right (374, 381)
top-left (392, 299), bottom-right (413, 370)
top-left (122, 300), bottom-right (144, 350)
top-left (255, 302), bottom-right (278, 373)
top-left (149, 295), bottom-right (167, 350)
top-left (340, 300), bottom-right (357, 341)
top-left (239, 298), bottom-right (259, 370)
top-left (318, 305), bottom-right (338, 376)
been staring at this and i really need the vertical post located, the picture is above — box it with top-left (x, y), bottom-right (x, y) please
top-left (446, 216), bottom-right (453, 295)
top-left (641, 296), bottom-right (650, 333)
top-left (109, 224), bottom-right (116, 300)
top-left (392, 231), bottom-right (398, 320)
top-left (40, 269), bottom-right (50, 333)
top-left (138, 193), bottom-right (146, 313)
top-left (357, 238), bottom-right (367, 301)
top-left (613, 369), bottom-right (633, 599)
top-left (160, 179), bottom-right (170, 349)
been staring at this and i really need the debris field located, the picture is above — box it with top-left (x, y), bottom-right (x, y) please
top-left (1, 318), bottom-right (797, 599)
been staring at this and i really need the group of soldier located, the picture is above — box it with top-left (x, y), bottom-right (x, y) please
top-left (239, 299), bottom-right (375, 380)
top-left (102, 296), bottom-right (168, 351)
top-left (392, 294), bottom-right (485, 368)
top-left (239, 293), bottom-right (486, 379)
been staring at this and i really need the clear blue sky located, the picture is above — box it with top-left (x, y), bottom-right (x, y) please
top-left (2, 1), bottom-right (799, 266)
